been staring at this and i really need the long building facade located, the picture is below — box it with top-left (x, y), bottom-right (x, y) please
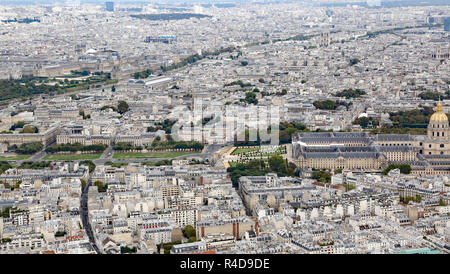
top-left (292, 101), bottom-right (450, 175)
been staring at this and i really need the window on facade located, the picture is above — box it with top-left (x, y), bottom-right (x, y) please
top-left (429, 144), bottom-right (432, 148)
top-left (441, 151), bottom-right (444, 155)
top-left (441, 144), bottom-right (445, 148)
top-left (437, 132), bottom-right (440, 136)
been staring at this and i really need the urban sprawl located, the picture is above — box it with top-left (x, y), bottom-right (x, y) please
top-left (0, 0), bottom-right (449, 254)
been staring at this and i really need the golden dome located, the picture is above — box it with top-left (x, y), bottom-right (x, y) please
top-left (430, 99), bottom-right (448, 123)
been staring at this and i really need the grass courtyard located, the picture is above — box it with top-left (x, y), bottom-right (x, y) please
top-left (0, 155), bottom-right (31, 161)
top-left (43, 154), bottom-right (102, 160)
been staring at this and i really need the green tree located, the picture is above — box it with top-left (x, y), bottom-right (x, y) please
top-left (22, 125), bottom-right (38, 133)
top-left (311, 170), bottom-right (332, 183)
top-left (0, 161), bottom-right (13, 174)
top-left (117, 101), bottom-right (129, 114)
top-left (268, 155), bottom-right (287, 175)
top-left (94, 180), bottom-right (107, 192)
top-left (183, 225), bottom-right (196, 238)
top-left (382, 164), bottom-right (411, 175)
top-left (321, 100), bottom-right (336, 110)
top-left (15, 142), bottom-right (43, 154)
top-left (245, 92), bottom-right (258, 105)
top-left (80, 160), bottom-right (96, 173)
top-left (358, 117), bottom-right (370, 128)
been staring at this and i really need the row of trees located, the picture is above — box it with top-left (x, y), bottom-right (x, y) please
top-left (160, 47), bottom-right (235, 72)
top-left (334, 88), bottom-right (366, 99)
top-left (313, 100), bottom-right (352, 110)
top-left (45, 143), bottom-right (107, 154)
top-left (150, 139), bottom-right (204, 151)
top-left (13, 142), bottom-right (44, 154)
top-left (382, 164), bottom-right (411, 175)
top-left (18, 161), bottom-right (51, 169)
top-left (133, 46), bottom-right (235, 78)
top-left (133, 69), bottom-right (153, 79)
top-left (224, 80), bottom-right (253, 88)
top-left (113, 142), bottom-right (142, 151)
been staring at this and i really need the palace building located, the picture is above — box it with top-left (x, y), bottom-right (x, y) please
top-left (292, 100), bottom-right (450, 175)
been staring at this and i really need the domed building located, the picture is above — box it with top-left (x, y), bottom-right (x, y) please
top-left (292, 98), bottom-right (450, 175)
top-left (419, 98), bottom-right (450, 155)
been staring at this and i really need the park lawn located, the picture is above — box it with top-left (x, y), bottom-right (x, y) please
top-left (43, 154), bottom-right (102, 160)
top-left (113, 151), bottom-right (200, 159)
top-left (0, 155), bottom-right (31, 161)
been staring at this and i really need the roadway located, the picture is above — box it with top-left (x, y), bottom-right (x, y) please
top-left (80, 176), bottom-right (101, 254)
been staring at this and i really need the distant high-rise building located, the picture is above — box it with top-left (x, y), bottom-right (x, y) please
top-left (105, 2), bottom-right (114, 12)
top-left (444, 18), bottom-right (450, 32)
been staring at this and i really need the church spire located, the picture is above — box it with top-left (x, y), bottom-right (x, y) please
top-left (437, 95), bottom-right (443, 112)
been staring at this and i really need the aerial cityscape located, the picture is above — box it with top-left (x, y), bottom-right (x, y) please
top-left (0, 0), bottom-right (449, 256)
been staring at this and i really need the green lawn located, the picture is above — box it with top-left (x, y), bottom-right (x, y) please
top-left (43, 154), bottom-right (102, 160)
top-left (0, 155), bottom-right (31, 161)
top-left (113, 151), bottom-right (200, 159)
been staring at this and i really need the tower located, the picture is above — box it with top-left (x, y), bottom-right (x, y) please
top-left (427, 97), bottom-right (449, 140)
